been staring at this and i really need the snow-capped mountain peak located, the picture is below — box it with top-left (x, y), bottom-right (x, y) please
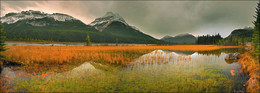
top-left (103, 12), bottom-right (125, 22)
top-left (90, 12), bottom-right (126, 26)
top-left (0, 10), bottom-right (78, 24)
top-left (89, 12), bottom-right (140, 32)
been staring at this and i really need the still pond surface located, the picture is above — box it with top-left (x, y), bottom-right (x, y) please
top-left (1, 48), bottom-right (248, 92)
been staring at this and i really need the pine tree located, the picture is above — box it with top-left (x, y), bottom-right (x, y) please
top-left (0, 26), bottom-right (6, 58)
top-left (253, 2), bottom-right (260, 58)
top-left (86, 34), bottom-right (91, 46)
top-left (242, 36), bottom-right (245, 46)
top-left (116, 38), bottom-right (118, 46)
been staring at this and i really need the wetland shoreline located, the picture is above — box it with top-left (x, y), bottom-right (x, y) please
top-left (239, 51), bottom-right (260, 92)
top-left (0, 45), bottom-right (252, 92)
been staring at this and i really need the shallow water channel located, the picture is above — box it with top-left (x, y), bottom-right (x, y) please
top-left (1, 48), bottom-right (248, 92)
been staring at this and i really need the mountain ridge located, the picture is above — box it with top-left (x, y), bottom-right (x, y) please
top-left (0, 10), bottom-right (163, 44)
top-left (226, 27), bottom-right (253, 38)
top-left (0, 10), bottom-right (80, 24)
top-left (160, 33), bottom-right (197, 44)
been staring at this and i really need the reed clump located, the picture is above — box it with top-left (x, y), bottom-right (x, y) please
top-left (239, 51), bottom-right (260, 92)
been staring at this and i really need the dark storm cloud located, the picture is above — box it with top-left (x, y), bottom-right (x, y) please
top-left (110, 2), bottom-right (151, 24)
top-left (198, 2), bottom-right (255, 25)
top-left (1, 1), bottom-right (258, 38)
top-left (193, 1), bottom-right (257, 37)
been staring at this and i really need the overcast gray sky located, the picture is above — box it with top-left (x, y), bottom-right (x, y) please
top-left (1, 0), bottom-right (258, 39)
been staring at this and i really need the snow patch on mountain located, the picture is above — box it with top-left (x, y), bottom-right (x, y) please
top-left (0, 10), bottom-right (78, 24)
top-left (89, 12), bottom-right (140, 32)
top-left (50, 13), bottom-right (77, 21)
top-left (26, 21), bottom-right (49, 27)
top-left (89, 12), bottom-right (126, 26)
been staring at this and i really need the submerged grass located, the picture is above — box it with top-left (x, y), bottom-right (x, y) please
top-left (9, 65), bottom-right (235, 92)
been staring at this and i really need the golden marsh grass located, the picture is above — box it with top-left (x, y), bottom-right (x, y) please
top-left (2, 45), bottom-right (242, 65)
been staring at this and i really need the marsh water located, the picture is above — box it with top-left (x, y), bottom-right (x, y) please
top-left (1, 48), bottom-right (248, 92)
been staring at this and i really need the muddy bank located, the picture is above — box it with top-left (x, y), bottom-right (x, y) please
top-left (239, 51), bottom-right (260, 92)
top-left (0, 59), bottom-right (21, 74)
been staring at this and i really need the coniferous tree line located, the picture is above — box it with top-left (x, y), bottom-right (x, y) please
top-left (218, 36), bottom-right (250, 46)
top-left (196, 33), bottom-right (223, 45)
top-left (252, 2), bottom-right (260, 58)
top-left (0, 26), bottom-right (6, 58)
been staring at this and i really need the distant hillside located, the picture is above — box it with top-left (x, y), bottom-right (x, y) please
top-left (227, 28), bottom-right (253, 38)
top-left (160, 33), bottom-right (197, 44)
top-left (1, 10), bottom-right (162, 44)
top-left (218, 28), bottom-right (254, 45)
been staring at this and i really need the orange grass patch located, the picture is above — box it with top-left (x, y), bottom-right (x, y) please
top-left (0, 74), bottom-right (12, 92)
top-left (239, 51), bottom-right (260, 92)
top-left (230, 70), bottom-right (235, 76)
